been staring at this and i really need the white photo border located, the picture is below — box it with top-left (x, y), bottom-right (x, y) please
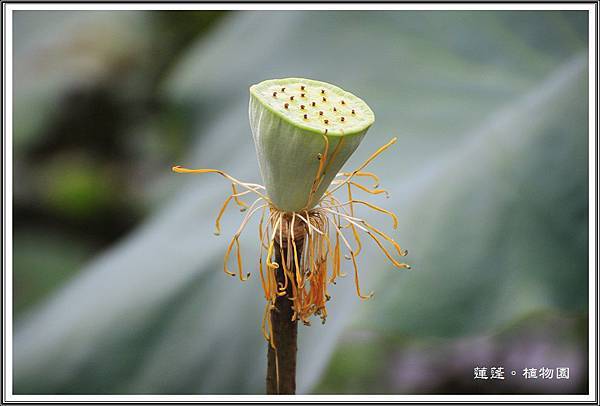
top-left (2, 2), bottom-right (597, 404)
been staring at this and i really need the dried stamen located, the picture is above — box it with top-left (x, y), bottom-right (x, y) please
top-left (172, 137), bottom-right (409, 350)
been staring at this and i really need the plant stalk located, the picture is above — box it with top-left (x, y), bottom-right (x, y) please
top-left (266, 237), bottom-right (303, 394)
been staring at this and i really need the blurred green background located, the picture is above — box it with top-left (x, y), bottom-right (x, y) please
top-left (12, 10), bottom-right (589, 394)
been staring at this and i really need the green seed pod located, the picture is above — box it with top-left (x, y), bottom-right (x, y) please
top-left (249, 78), bottom-right (375, 212)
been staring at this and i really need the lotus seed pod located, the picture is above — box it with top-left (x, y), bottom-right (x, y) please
top-left (249, 78), bottom-right (375, 212)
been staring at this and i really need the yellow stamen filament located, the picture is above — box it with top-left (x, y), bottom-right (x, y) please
top-left (172, 166), bottom-right (270, 202)
top-left (339, 171), bottom-right (380, 188)
top-left (350, 252), bottom-right (373, 299)
top-left (326, 137), bottom-right (396, 196)
top-left (214, 186), bottom-right (252, 235)
top-left (305, 134), bottom-right (330, 207)
top-left (346, 184), bottom-right (363, 256)
top-left (348, 181), bottom-right (388, 197)
top-left (232, 184), bottom-right (250, 210)
top-left (335, 199), bottom-right (398, 229)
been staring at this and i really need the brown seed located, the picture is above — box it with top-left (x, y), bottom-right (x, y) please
top-left (301, 85), bottom-right (305, 91)
top-left (303, 114), bottom-right (308, 119)
top-left (341, 117), bottom-right (345, 122)
top-left (300, 105), bottom-right (305, 110)
top-left (290, 96), bottom-right (294, 101)
top-left (284, 103), bottom-right (289, 109)
top-left (272, 92), bottom-right (277, 97)
top-left (324, 119), bottom-right (329, 124)
top-left (341, 100), bottom-right (346, 105)
top-left (333, 107), bottom-right (337, 112)
top-left (321, 89), bottom-right (325, 94)
top-left (351, 109), bottom-right (355, 115)
top-left (281, 87), bottom-right (286, 92)
top-left (322, 97), bottom-right (327, 102)
top-left (301, 93), bottom-right (305, 97)
top-left (319, 111), bottom-right (323, 116)
top-left (311, 101), bottom-right (316, 107)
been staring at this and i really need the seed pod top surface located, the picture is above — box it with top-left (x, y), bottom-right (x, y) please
top-left (250, 78), bottom-right (375, 136)
top-left (249, 78), bottom-right (375, 212)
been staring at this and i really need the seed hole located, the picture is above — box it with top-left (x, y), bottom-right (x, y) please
top-left (281, 87), bottom-right (286, 92)
top-left (351, 109), bottom-right (356, 115)
top-left (301, 93), bottom-right (305, 97)
top-left (303, 114), bottom-right (308, 119)
top-left (301, 85), bottom-right (305, 91)
top-left (333, 107), bottom-right (337, 112)
top-left (324, 119), bottom-right (329, 124)
top-left (341, 100), bottom-right (345, 105)
top-left (272, 92), bottom-right (277, 97)
top-left (284, 103), bottom-right (289, 109)
top-left (322, 97), bottom-right (327, 102)
top-left (319, 111), bottom-right (323, 116)
top-left (300, 105), bottom-right (305, 110)
top-left (321, 89), bottom-right (325, 94)
top-left (341, 117), bottom-right (345, 122)
top-left (290, 96), bottom-right (294, 101)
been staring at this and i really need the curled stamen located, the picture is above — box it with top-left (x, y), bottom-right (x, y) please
top-left (325, 138), bottom-right (397, 196)
top-left (172, 166), bottom-right (269, 201)
top-left (338, 171), bottom-right (380, 188)
top-left (349, 181), bottom-right (388, 197)
top-left (333, 199), bottom-right (398, 229)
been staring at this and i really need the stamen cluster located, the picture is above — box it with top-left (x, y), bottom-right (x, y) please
top-left (172, 138), bottom-right (409, 348)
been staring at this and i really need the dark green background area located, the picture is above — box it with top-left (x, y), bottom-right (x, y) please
top-left (12, 10), bottom-right (589, 395)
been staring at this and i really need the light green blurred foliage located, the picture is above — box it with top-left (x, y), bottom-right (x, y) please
top-left (12, 11), bottom-right (152, 152)
top-left (39, 154), bottom-right (119, 220)
top-left (13, 10), bottom-right (588, 395)
top-left (13, 230), bottom-right (95, 314)
top-left (12, 10), bottom-right (227, 316)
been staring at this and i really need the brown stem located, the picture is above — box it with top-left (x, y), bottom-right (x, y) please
top-left (266, 238), bottom-right (303, 395)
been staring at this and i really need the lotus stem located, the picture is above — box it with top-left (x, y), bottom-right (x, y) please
top-left (266, 232), bottom-right (305, 394)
